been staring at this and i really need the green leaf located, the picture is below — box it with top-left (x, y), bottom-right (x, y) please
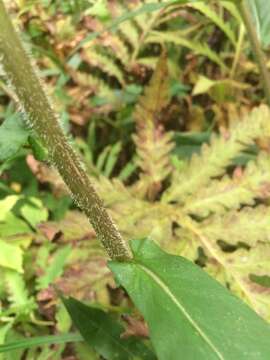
top-left (85, 0), bottom-right (109, 19)
top-left (20, 197), bottom-right (48, 228)
top-left (247, 0), bottom-right (270, 48)
top-left (0, 240), bottom-right (23, 273)
top-left (62, 297), bottom-right (156, 360)
top-left (0, 114), bottom-right (29, 162)
top-left (0, 333), bottom-right (82, 353)
top-left (0, 195), bottom-right (20, 221)
top-left (0, 212), bottom-right (31, 237)
top-left (36, 245), bottom-right (71, 290)
top-left (0, 323), bottom-right (13, 360)
top-left (28, 136), bottom-right (48, 161)
top-left (109, 239), bottom-right (270, 360)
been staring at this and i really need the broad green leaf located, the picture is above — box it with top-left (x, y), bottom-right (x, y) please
top-left (247, 0), bottom-right (270, 48)
top-left (0, 333), bottom-right (82, 353)
top-left (0, 240), bottom-right (23, 273)
top-left (62, 297), bottom-right (156, 360)
top-left (109, 239), bottom-right (270, 360)
top-left (0, 114), bottom-right (29, 162)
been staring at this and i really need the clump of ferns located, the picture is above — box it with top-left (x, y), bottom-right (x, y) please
top-left (37, 53), bottom-right (270, 322)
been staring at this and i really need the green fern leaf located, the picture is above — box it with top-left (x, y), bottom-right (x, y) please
top-left (4, 270), bottom-right (35, 313)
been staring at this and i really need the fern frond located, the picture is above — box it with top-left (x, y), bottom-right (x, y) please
top-left (163, 105), bottom-right (270, 203)
top-left (95, 34), bottom-right (130, 65)
top-left (113, 2), bottom-right (141, 49)
top-left (201, 205), bottom-right (270, 246)
top-left (223, 244), bottom-right (270, 321)
top-left (187, 2), bottom-right (236, 46)
top-left (69, 70), bottom-right (115, 101)
top-left (119, 21), bottom-right (141, 49)
top-left (94, 176), bottom-right (134, 206)
top-left (82, 49), bottom-right (125, 85)
top-left (133, 52), bottom-right (174, 200)
top-left (184, 152), bottom-right (270, 217)
top-left (4, 270), bottom-right (34, 312)
top-left (181, 217), bottom-right (270, 320)
top-left (146, 30), bottom-right (228, 71)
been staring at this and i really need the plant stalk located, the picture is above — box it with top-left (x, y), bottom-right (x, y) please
top-left (0, 0), bottom-right (132, 261)
top-left (237, 0), bottom-right (270, 106)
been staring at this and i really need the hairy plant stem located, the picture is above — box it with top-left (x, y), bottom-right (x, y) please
top-left (237, 1), bottom-right (270, 107)
top-left (0, 1), bottom-right (132, 261)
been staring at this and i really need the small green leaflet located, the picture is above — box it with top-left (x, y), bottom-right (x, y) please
top-left (62, 297), bottom-right (156, 360)
top-left (109, 239), bottom-right (270, 360)
top-left (0, 114), bottom-right (29, 162)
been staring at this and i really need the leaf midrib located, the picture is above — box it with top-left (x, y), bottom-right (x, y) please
top-left (137, 263), bottom-right (224, 360)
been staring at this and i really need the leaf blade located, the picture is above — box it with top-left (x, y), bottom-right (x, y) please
top-left (0, 333), bottom-right (82, 353)
top-left (62, 297), bottom-right (156, 360)
top-left (109, 239), bottom-right (270, 360)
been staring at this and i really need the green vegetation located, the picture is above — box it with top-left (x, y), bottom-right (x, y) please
top-left (0, 1), bottom-right (270, 359)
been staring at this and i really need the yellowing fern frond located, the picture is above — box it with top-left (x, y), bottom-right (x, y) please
top-left (70, 70), bottom-right (116, 101)
top-left (82, 49), bottom-right (125, 85)
top-left (201, 205), bottom-right (270, 246)
top-left (184, 152), bottom-right (270, 217)
top-left (182, 217), bottom-right (270, 320)
top-left (222, 244), bottom-right (270, 321)
top-left (163, 105), bottom-right (270, 203)
top-left (133, 52), bottom-right (174, 200)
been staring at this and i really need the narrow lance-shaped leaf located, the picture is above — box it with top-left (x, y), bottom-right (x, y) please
top-left (62, 297), bottom-right (156, 360)
top-left (0, 333), bottom-right (83, 354)
top-left (109, 238), bottom-right (270, 360)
